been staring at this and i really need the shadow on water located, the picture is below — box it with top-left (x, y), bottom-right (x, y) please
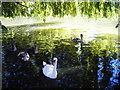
top-left (2, 25), bottom-right (120, 89)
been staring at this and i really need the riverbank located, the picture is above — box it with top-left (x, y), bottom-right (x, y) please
top-left (0, 16), bottom-right (118, 35)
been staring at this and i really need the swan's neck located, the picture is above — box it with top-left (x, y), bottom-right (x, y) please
top-left (80, 34), bottom-right (83, 40)
top-left (81, 36), bottom-right (83, 40)
top-left (53, 61), bottom-right (57, 72)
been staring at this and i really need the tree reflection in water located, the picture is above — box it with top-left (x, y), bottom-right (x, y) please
top-left (2, 27), bottom-right (120, 89)
top-left (98, 56), bottom-right (120, 89)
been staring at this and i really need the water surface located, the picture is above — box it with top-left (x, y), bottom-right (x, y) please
top-left (2, 21), bottom-right (120, 89)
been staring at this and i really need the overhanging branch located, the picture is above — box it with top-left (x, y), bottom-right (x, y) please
top-left (16, 2), bottom-right (28, 8)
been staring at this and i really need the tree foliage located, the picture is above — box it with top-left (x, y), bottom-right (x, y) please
top-left (1, 2), bottom-right (119, 19)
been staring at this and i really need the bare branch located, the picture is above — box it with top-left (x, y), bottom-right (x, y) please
top-left (16, 2), bottom-right (28, 8)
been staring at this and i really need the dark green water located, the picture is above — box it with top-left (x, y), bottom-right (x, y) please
top-left (2, 23), bottom-right (120, 89)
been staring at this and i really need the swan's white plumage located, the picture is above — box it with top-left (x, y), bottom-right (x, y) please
top-left (42, 58), bottom-right (58, 79)
top-left (43, 61), bottom-right (46, 66)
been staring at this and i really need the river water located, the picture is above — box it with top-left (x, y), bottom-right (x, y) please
top-left (1, 16), bottom-right (120, 89)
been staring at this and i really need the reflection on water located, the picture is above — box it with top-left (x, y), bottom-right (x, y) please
top-left (98, 57), bottom-right (120, 89)
top-left (2, 24), bottom-right (120, 89)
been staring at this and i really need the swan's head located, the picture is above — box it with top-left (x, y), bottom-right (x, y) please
top-left (80, 34), bottom-right (83, 38)
top-left (52, 57), bottom-right (58, 65)
top-left (53, 57), bottom-right (58, 61)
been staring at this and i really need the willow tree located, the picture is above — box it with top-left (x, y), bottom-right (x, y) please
top-left (78, 2), bottom-right (119, 18)
top-left (1, 2), bottom-right (119, 21)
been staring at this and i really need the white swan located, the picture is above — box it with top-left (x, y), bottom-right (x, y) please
top-left (42, 58), bottom-right (58, 79)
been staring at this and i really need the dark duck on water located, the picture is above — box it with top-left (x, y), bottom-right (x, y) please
top-left (7, 42), bottom-right (17, 52)
top-left (17, 45), bottom-right (30, 61)
top-left (6, 38), bottom-right (17, 52)
top-left (32, 42), bottom-right (38, 54)
top-left (71, 34), bottom-right (83, 43)
top-left (26, 42), bottom-right (38, 55)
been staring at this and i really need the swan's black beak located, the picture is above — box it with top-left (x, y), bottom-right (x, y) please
top-left (48, 57), bottom-right (57, 65)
